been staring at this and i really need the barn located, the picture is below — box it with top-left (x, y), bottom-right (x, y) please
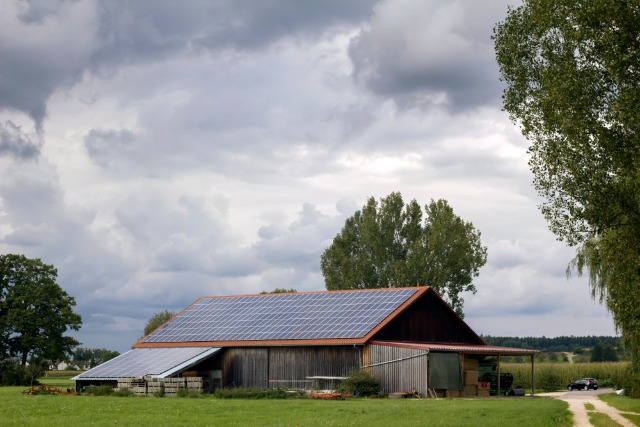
top-left (73, 287), bottom-right (536, 397)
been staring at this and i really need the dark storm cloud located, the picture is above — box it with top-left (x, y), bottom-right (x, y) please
top-left (189, 0), bottom-right (378, 51)
top-left (1, 0), bottom-right (377, 126)
top-left (0, 121), bottom-right (41, 160)
top-left (348, 0), bottom-right (515, 112)
top-left (84, 129), bottom-right (137, 167)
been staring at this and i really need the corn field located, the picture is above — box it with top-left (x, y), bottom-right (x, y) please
top-left (503, 362), bottom-right (629, 392)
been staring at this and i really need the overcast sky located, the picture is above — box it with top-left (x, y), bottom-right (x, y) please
top-left (0, 0), bottom-right (616, 353)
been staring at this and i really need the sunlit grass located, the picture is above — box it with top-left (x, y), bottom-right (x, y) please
top-left (0, 386), bottom-right (572, 427)
top-left (37, 376), bottom-right (75, 389)
top-left (587, 412), bottom-right (623, 427)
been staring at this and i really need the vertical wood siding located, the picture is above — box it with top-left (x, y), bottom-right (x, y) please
top-left (363, 344), bottom-right (428, 396)
top-left (372, 291), bottom-right (482, 344)
top-left (220, 348), bottom-right (269, 388)
top-left (218, 346), bottom-right (360, 389)
top-left (268, 346), bottom-right (360, 389)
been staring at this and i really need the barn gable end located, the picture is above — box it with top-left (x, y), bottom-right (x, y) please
top-left (372, 288), bottom-right (484, 344)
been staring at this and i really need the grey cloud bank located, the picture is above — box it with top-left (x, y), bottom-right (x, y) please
top-left (0, 0), bottom-right (615, 353)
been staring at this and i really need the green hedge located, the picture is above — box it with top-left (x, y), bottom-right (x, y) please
top-left (213, 387), bottom-right (304, 399)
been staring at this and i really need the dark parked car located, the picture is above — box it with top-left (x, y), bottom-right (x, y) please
top-left (567, 378), bottom-right (598, 391)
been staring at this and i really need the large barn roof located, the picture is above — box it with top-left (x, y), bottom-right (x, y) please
top-left (135, 287), bottom-right (427, 348)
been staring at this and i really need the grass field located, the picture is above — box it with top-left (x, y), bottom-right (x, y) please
top-left (0, 384), bottom-right (571, 427)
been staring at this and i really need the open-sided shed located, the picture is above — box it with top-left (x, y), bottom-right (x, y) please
top-left (74, 286), bottom-right (536, 396)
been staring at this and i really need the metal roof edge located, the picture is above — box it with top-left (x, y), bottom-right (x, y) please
top-left (134, 337), bottom-right (368, 348)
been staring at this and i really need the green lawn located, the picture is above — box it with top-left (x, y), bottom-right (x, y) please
top-left (37, 376), bottom-right (75, 389)
top-left (0, 386), bottom-right (571, 427)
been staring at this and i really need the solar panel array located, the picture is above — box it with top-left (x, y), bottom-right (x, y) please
top-left (74, 347), bottom-right (217, 379)
top-left (142, 288), bottom-right (418, 343)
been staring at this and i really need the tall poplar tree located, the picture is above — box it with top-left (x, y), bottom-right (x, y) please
top-left (320, 192), bottom-right (487, 317)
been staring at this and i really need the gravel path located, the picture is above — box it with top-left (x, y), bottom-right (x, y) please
top-left (537, 388), bottom-right (638, 426)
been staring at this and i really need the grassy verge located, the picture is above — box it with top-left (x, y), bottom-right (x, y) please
top-left (599, 393), bottom-right (640, 413)
top-left (622, 414), bottom-right (640, 425)
top-left (598, 394), bottom-right (640, 426)
top-left (587, 412), bottom-right (623, 427)
top-left (0, 386), bottom-right (571, 427)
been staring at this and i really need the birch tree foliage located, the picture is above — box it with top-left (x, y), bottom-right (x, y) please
top-left (494, 0), bottom-right (640, 372)
top-left (494, 0), bottom-right (640, 245)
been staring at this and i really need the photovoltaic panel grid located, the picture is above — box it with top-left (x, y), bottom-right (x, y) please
top-left (73, 347), bottom-right (219, 380)
top-left (141, 288), bottom-right (419, 343)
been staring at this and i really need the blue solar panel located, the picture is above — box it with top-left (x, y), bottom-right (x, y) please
top-left (73, 347), bottom-right (220, 380)
top-left (141, 288), bottom-right (418, 343)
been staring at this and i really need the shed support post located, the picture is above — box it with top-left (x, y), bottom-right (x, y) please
top-left (531, 354), bottom-right (535, 396)
top-left (497, 354), bottom-right (501, 396)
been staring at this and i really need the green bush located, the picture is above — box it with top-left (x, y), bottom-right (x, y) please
top-left (612, 368), bottom-right (640, 397)
top-left (213, 387), bottom-right (300, 399)
top-left (337, 370), bottom-right (381, 397)
top-left (112, 389), bottom-right (135, 397)
top-left (0, 362), bottom-right (36, 386)
top-left (83, 385), bottom-right (115, 396)
top-left (177, 388), bottom-right (201, 398)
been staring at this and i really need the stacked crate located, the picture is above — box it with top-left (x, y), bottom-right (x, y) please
top-left (114, 377), bottom-right (204, 396)
top-left (118, 378), bottom-right (147, 396)
top-left (162, 378), bottom-right (187, 397)
top-left (146, 379), bottom-right (164, 396)
top-left (186, 377), bottom-right (203, 393)
top-left (117, 378), bottom-right (132, 391)
top-left (463, 357), bottom-right (479, 397)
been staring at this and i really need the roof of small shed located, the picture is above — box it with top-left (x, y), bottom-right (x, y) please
top-left (369, 341), bottom-right (537, 355)
top-left (72, 347), bottom-right (221, 381)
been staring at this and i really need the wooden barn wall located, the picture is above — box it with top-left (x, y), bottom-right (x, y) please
top-left (216, 346), bottom-right (360, 389)
top-left (372, 291), bottom-right (483, 344)
top-left (363, 344), bottom-right (428, 397)
top-left (220, 348), bottom-right (269, 388)
top-left (268, 346), bottom-right (360, 389)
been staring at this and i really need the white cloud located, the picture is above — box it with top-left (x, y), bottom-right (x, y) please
top-left (0, 0), bottom-right (616, 352)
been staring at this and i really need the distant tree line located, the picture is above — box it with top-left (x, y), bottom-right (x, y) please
top-left (73, 348), bottom-right (120, 366)
top-left (483, 335), bottom-right (621, 353)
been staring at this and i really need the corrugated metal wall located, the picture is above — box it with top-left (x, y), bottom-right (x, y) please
top-left (363, 344), bottom-right (428, 396)
top-left (218, 346), bottom-right (360, 389)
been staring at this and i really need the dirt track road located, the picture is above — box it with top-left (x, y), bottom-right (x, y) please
top-left (537, 388), bottom-right (638, 426)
